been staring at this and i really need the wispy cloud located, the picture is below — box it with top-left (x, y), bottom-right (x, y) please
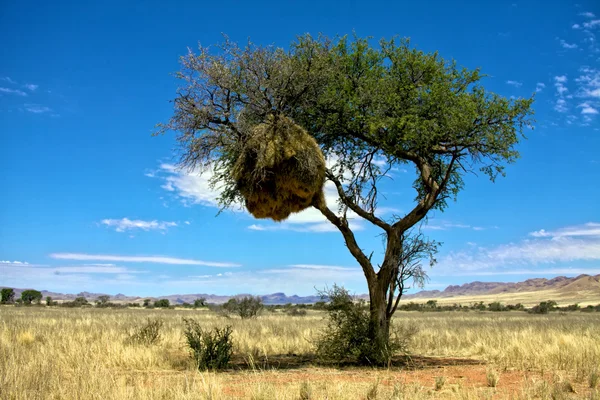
top-left (506, 80), bottom-right (523, 87)
top-left (422, 221), bottom-right (495, 231)
top-left (49, 253), bottom-right (241, 267)
top-left (576, 67), bottom-right (600, 98)
top-left (0, 260), bottom-right (30, 265)
top-left (437, 222), bottom-right (600, 273)
top-left (573, 24), bottom-right (581, 29)
top-left (555, 75), bottom-right (568, 83)
top-left (535, 82), bottom-right (546, 92)
top-left (555, 98), bottom-right (568, 113)
top-left (583, 19), bottom-right (600, 29)
top-left (559, 39), bottom-right (578, 49)
top-left (0, 87), bottom-right (27, 96)
top-left (24, 104), bottom-right (52, 114)
top-left (1, 77), bottom-right (17, 84)
top-left (580, 12), bottom-right (596, 18)
top-left (100, 218), bottom-right (178, 233)
top-left (23, 83), bottom-right (38, 91)
top-left (529, 223), bottom-right (600, 238)
top-left (578, 102), bottom-right (599, 114)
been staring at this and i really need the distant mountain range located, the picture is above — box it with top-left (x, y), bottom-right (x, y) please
top-left (401, 274), bottom-right (600, 299)
top-left (3, 274), bottom-right (599, 305)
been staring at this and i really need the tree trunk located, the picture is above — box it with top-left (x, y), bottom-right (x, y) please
top-left (368, 280), bottom-right (391, 364)
top-left (366, 232), bottom-right (403, 364)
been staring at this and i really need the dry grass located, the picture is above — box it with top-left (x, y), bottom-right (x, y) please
top-left (1, 307), bottom-right (599, 399)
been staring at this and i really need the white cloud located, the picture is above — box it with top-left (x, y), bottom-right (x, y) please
top-left (554, 98), bottom-right (568, 113)
top-left (23, 84), bottom-right (38, 91)
top-left (554, 75), bottom-right (568, 83)
top-left (1, 77), bottom-right (17, 84)
top-left (580, 12), bottom-right (596, 18)
top-left (583, 19), bottom-right (600, 29)
top-left (24, 104), bottom-right (52, 114)
top-left (529, 223), bottom-right (600, 238)
top-left (0, 260), bottom-right (29, 265)
top-left (100, 217), bottom-right (177, 233)
top-left (578, 102), bottom-right (599, 114)
top-left (535, 82), bottom-right (546, 92)
top-left (559, 39), bottom-right (578, 49)
top-left (51, 265), bottom-right (145, 274)
top-left (0, 87), bottom-right (27, 96)
top-left (573, 24), bottom-right (581, 29)
top-left (423, 221), bottom-right (492, 231)
top-left (576, 67), bottom-right (600, 98)
top-left (289, 264), bottom-right (358, 271)
top-left (506, 80), bottom-right (523, 87)
top-left (49, 253), bottom-right (241, 267)
top-left (436, 222), bottom-right (600, 273)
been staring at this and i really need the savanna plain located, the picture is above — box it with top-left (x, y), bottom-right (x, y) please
top-left (1, 307), bottom-right (599, 400)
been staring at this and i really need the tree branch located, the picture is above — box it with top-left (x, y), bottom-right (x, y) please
top-left (326, 170), bottom-right (392, 233)
top-left (312, 198), bottom-right (377, 283)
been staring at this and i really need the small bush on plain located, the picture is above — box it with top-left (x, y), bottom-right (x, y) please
top-left (183, 318), bottom-right (233, 370)
top-left (315, 285), bottom-right (414, 365)
top-left (126, 318), bottom-right (163, 346)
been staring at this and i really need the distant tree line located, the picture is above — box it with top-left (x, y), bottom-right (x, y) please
top-left (2, 287), bottom-right (599, 313)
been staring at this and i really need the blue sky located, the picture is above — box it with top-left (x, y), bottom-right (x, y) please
top-left (1, 0), bottom-right (599, 297)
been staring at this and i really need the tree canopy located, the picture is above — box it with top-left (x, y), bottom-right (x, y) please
top-left (157, 33), bottom-right (534, 364)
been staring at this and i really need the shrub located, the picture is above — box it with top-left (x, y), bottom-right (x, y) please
top-left (61, 297), bottom-right (90, 308)
top-left (487, 368), bottom-right (500, 387)
top-left (126, 318), bottom-right (163, 345)
top-left (286, 307), bottom-right (307, 316)
top-left (193, 298), bottom-right (207, 308)
top-left (529, 300), bottom-right (558, 314)
top-left (315, 285), bottom-right (413, 365)
top-left (183, 318), bottom-right (233, 370)
top-left (223, 296), bottom-right (263, 319)
top-left (154, 299), bottom-right (170, 308)
top-left (1, 288), bottom-right (15, 304)
top-left (21, 289), bottom-right (42, 305)
top-left (488, 302), bottom-right (507, 312)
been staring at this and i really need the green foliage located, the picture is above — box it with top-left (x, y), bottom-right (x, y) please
top-left (60, 297), bottom-right (91, 308)
top-left (154, 299), bottom-right (170, 308)
top-left (1, 288), bottom-right (15, 304)
top-left (45, 296), bottom-right (55, 306)
top-left (96, 295), bottom-right (110, 305)
top-left (21, 290), bottom-right (42, 305)
top-left (143, 298), bottom-right (151, 307)
top-left (223, 296), bottom-right (263, 319)
top-left (157, 34), bottom-right (534, 214)
top-left (182, 318), bottom-right (233, 371)
top-left (315, 285), bottom-right (413, 365)
top-left (126, 318), bottom-right (163, 346)
top-left (193, 298), bottom-right (207, 308)
top-left (286, 307), bottom-right (307, 317)
top-left (488, 302), bottom-right (507, 312)
top-left (530, 300), bottom-right (558, 314)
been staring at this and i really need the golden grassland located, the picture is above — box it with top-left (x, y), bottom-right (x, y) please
top-left (1, 306), bottom-right (599, 399)
top-left (408, 289), bottom-right (600, 308)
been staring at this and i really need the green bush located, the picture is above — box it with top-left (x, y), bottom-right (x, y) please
top-left (223, 296), bottom-right (263, 319)
top-left (154, 299), bottom-right (170, 308)
top-left (183, 318), bottom-right (233, 370)
top-left (126, 318), bottom-right (163, 345)
top-left (286, 307), bottom-right (307, 316)
top-left (1, 288), bottom-right (15, 304)
top-left (21, 289), bottom-right (42, 305)
top-left (529, 300), bottom-right (558, 314)
top-left (315, 285), bottom-right (413, 365)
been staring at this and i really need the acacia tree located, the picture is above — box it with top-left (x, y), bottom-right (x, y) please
top-left (156, 35), bottom-right (534, 362)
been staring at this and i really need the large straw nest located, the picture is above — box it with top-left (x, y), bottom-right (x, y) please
top-left (232, 115), bottom-right (326, 221)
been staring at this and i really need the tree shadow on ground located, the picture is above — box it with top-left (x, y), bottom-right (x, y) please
top-left (228, 354), bottom-right (484, 371)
